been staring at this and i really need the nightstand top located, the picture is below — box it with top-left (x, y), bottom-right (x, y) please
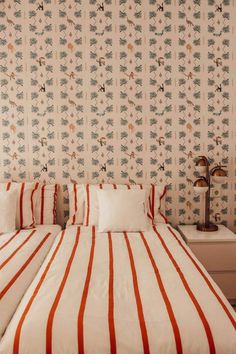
top-left (177, 224), bottom-right (236, 243)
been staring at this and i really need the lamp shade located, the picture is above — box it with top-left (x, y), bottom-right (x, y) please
top-left (193, 177), bottom-right (208, 194)
top-left (211, 166), bottom-right (227, 184)
top-left (195, 157), bottom-right (207, 174)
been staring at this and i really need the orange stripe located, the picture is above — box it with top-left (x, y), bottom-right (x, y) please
top-left (72, 184), bottom-right (77, 225)
top-left (148, 195), bottom-right (152, 220)
top-left (0, 232), bottom-right (51, 300)
top-left (159, 187), bottom-right (168, 223)
top-left (46, 228), bottom-right (80, 354)
top-left (148, 185), bottom-right (154, 221)
top-left (153, 226), bottom-right (216, 354)
top-left (0, 230), bottom-right (21, 251)
top-left (151, 184), bottom-right (155, 219)
top-left (13, 230), bottom-right (65, 354)
top-left (124, 232), bottom-right (150, 354)
top-left (77, 226), bottom-right (96, 354)
top-left (85, 184), bottom-right (90, 226)
top-left (40, 185), bottom-right (45, 224)
top-left (0, 230), bottom-right (36, 271)
top-left (19, 183), bottom-right (25, 228)
top-left (140, 232), bottom-right (183, 354)
top-left (53, 184), bottom-right (58, 224)
top-left (29, 182), bottom-right (39, 228)
top-left (168, 226), bottom-right (236, 331)
top-left (108, 232), bottom-right (116, 354)
top-left (159, 211), bottom-right (168, 223)
top-left (6, 182), bottom-right (11, 191)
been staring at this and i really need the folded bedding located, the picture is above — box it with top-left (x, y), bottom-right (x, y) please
top-left (0, 224), bottom-right (61, 339)
top-left (0, 224), bottom-right (235, 354)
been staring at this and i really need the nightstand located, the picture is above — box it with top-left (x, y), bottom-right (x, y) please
top-left (177, 224), bottom-right (236, 301)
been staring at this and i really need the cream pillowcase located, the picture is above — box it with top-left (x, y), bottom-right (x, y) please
top-left (0, 191), bottom-right (17, 234)
top-left (97, 189), bottom-right (148, 232)
top-left (83, 184), bottom-right (152, 226)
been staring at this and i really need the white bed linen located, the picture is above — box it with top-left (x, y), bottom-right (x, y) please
top-left (0, 224), bottom-right (235, 354)
top-left (0, 224), bottom-right (61, 339)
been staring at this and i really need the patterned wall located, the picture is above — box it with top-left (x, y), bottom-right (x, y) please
top-left (0, 0), bottom-right (236, 229)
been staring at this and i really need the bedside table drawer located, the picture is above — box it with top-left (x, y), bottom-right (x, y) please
top-left (210, 272), bottom-right (236, 300)
top-left (189, 242), bottom-right (236, 272)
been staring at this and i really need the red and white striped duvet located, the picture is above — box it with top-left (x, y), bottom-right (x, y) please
top-left (0, 225), bottom-right (61, 339)
top-left (1, 224), bottom-right (235, 354)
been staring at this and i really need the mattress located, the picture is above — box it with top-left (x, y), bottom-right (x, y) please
top-left (0, 224), bottom-right (235, 354)
top-left (0, 224), bottom-right (61, 339)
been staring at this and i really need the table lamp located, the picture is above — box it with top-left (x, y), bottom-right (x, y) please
top-left (193, 155), bottom-right (227, 232)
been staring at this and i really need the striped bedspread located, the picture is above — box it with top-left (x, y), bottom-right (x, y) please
top-left (0, 224), bottom-right (235, 354)
top-left (0, 225), bottom-right (61, 339)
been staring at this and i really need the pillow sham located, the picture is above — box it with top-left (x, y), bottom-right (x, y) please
top-left (34, 184), bottom-right (58, 225)
top-left (97, 189), bottom-right (148, 232)
top-left (150, 184), bottom-right (167, 224)
top-left (0, 190), bottom-right (17, 234)
top-left (0, 182), bottom-right (39, 229)
top-left (66, 184), bottom-right (86, 227)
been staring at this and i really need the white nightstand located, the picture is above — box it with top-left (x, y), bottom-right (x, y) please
top-left (177, 224), bottom-right (236, 301)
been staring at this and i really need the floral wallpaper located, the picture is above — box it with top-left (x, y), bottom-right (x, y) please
top-left (0, 0), bottom-right (235, 229)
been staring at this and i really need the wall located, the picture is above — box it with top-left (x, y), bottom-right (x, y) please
top-left (0, 0), bottom-right (235, 228)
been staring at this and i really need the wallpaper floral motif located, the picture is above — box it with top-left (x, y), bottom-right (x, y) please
top-left (0, 0), bottom-right (235, 229)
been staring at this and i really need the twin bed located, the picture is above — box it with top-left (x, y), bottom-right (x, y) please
top-left (0, 224), bottom-right (235, 353)
top-left (0, 184), bottom-right (235, 353)
top-left (0, 225), bottom-right (61, 339)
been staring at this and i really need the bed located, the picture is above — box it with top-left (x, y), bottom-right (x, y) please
top-left (0, 223), bottom-right (235, 354)
top-left (0, 224), bottom-right (61, 339)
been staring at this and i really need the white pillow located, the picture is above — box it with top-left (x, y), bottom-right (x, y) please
top-left (97, 189), bottom-right (148, 232)
top-left (84, 184), bottom-right (151, 226)
top-left (0, 191), bottom-right (17, 234)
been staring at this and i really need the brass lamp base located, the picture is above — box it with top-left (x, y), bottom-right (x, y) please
top-left (197, 223), bottom-right (218, 232)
